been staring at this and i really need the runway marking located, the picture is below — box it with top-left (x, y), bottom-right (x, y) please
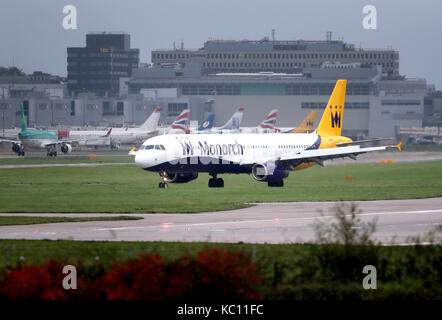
top-left (93, 209), bottom-right (442, 232)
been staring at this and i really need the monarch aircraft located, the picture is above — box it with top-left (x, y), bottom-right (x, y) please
top-left (133, 80), bottom-right (401, 188)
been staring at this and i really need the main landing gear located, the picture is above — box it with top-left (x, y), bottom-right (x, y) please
top-left (12, 144), bottom-right (25, 156)
top-left (268, 179), bottom-right (284, 187)
top-left (158, 171), bottom-right (168, 189)
top-left (208, 173), bottom-right (224, 188)
top-left (46, 146), bottom-right (57, 157)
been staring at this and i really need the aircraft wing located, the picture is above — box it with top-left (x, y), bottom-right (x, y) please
top-left (239, 143), bottom-right (401, 167)
top-left (336, 138), bottom-right (395, 147)
top-left (41, 139), bottom-right (85, 148)
top-left (0, 138), bottom-right (20, 144)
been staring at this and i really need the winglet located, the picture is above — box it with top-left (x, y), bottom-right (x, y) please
top-left (103, 128), bottom-right (112, 137)
top-left (397, 142), bottom-right (402, 152)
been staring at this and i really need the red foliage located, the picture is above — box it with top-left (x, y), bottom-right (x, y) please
top-left (91, 254), bottom-right (167, 300)
top-left (0, 260), bottom-right (67, 300)
top-left (0, 249), bottom-right (262, 300)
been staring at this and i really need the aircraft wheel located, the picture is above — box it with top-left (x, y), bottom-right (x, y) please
top-left (159, 182), bottom-right (168, 188)
top-left (54, 152), bottom-right (57, 157)
top-left (208, 178), bottom-right (215, 188)
top-left (216, 178), bottom-right (224, 188)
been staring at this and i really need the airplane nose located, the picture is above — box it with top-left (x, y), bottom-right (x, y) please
top-left (135, 152), bottom-right (151, 168)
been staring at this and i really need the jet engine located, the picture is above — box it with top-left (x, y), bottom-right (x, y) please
top-left (12, 143), bottom-right (20, 153)
top-left (165, 172), bottom-right (199, 183)
top-left (61, 143), bottom-right (72, 154)
top-left (251, 163), bottom-right (289, 182)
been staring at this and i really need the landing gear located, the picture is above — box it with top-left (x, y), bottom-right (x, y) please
top-left (208, 173), bottom-right (224, 188)
top-left (158, 171), bottom-right (168, 189)
top-left (47, 151), bottom-right (57, 157)
top-left (46, 146), bottom-right (57, 157)
top-left (268, 179), bottom-right (284, 187)
top-left (13, 144), bottom-right (25, 156)
top-left (159, 181), bottom-right (168, 189)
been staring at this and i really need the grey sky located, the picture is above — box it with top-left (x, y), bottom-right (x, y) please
top-left (1, 0), bottom-right (441, 88)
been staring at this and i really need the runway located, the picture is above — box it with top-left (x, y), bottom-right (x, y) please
top-left (0, 198), bottom-right (441, 244)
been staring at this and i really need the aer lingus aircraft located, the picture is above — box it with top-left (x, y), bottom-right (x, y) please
top-left (0, 104), bottom-right (79, 157)
top-left (134, 80), bottom-right (400, 188)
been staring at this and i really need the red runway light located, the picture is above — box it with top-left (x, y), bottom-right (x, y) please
top-left (34, 229), bottom-right (39, 233)
top-left (273, 217), bottom-right (280, 222)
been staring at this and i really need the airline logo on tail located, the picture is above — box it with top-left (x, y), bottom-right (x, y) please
top-left (317, 80), bottom-right (346, 137)
top-left (259, 109), bottom-right (278, 130)
top-left (198, 113), bottom-right (215, 131)
top-left (288, 110), bottom-right (318, 134)
top-left (171, 109), bottom-right (190, 134)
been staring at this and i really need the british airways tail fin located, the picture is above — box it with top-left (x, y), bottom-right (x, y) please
top-left (259, 109), bottom-right (278, 130)
top-left (170, 109), bottom-right (190, 134)
top-left (198, 113), bottom-right (215, 131)
top-left (219, 107), bottom-right (244, 130)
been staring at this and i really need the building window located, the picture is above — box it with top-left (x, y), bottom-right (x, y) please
top-left (167, 103), bottom-right (188, 116)
top-left (117, 101), bottom-right (124, 115)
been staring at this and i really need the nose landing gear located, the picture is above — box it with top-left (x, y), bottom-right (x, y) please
top-left (158, 171), bottom-right (168, 189)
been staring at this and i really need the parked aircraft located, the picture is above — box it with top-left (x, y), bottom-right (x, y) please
top-left (0, 104), bottom-right (77, 156)
top-left (69, 107), bottom-right (161, 145)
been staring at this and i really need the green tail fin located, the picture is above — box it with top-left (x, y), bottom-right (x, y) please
top-left (20, 104), bottom-right (27, 132)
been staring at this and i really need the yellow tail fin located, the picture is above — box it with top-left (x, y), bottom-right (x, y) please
top-left (289, 110), bottom-right (318, 133)
top-left (317, 79), bottom-right (347, 137)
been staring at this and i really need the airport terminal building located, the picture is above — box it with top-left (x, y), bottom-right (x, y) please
top-left (152, 38), bottom-right (399, 78)
top-left (0, 36), bottom-right (437, 140)
top-left (125, 61), bottom-right (427, 139)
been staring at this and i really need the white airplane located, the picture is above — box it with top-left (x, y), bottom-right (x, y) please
top-left (133, 80), bottom-right (400, 188)
top-left (69, 107), bottom-right (161, 145)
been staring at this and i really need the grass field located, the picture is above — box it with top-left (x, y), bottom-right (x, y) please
top-left (402, 144), bottom-right (442, 152)
top-left (0, 161), bottom-right (442, 213)
top-left (0, 216), bottom-right (143, 226)
top-left (0, 155), bottom-right (133, 165)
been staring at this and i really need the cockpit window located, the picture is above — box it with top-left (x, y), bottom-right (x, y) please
top-left (160, 145), bottom-right (166, 150)
top-left (144, 145), bottom-right (154, 150)
top-left (155, 145), bottom-right (161, 150)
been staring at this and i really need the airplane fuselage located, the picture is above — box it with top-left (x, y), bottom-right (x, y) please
top-left (135, 132), bottom-right (322, 174)
top-left (18, 130), bottom-right (58, 149)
